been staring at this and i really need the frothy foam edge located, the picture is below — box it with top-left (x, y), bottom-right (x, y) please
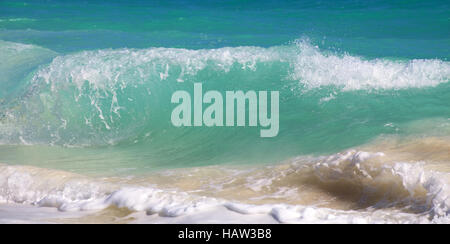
top-left (0, 149), bottom-right (448, 224)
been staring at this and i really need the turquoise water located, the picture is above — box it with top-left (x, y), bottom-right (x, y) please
top-left (1, 0), bottom-right (449, 58)
top-left (0, 0), bottom-right (449, 174)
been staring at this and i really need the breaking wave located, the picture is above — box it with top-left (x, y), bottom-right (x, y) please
top-left (1, 39), bottom-right (449, 149)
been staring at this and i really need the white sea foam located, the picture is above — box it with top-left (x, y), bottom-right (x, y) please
top-left (32, 46), bottom-right (283, 92)
top-left (0, 149), bottom-right (448, 224)
top-left (29, 40), bottom-right (450, 94)
top-left (291, 40), bottom-right (450, 90)
top-left (0, 18), bottom-right (35, 23)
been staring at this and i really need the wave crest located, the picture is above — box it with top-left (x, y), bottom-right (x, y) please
top-left (1, 40), bottom-right (449, 147)
top-left (291, 40), bottom-right (450, 90)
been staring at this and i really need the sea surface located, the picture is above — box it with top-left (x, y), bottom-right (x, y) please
top-left (0, 0), bottom-right (449, 223)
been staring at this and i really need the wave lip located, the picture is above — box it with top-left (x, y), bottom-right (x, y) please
top-left (291, 40), bottom-right (450, 90)
top-left (30, 40), bottom-right (450, 92)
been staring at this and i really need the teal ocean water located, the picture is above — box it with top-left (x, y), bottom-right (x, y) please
top-left (0, 1), bottom-right (449, 223)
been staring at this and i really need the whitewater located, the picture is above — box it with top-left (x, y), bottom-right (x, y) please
top-left (1, 0), bottom-right (449, 224)
top-left (0, 38), bottom-right (449, 223)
